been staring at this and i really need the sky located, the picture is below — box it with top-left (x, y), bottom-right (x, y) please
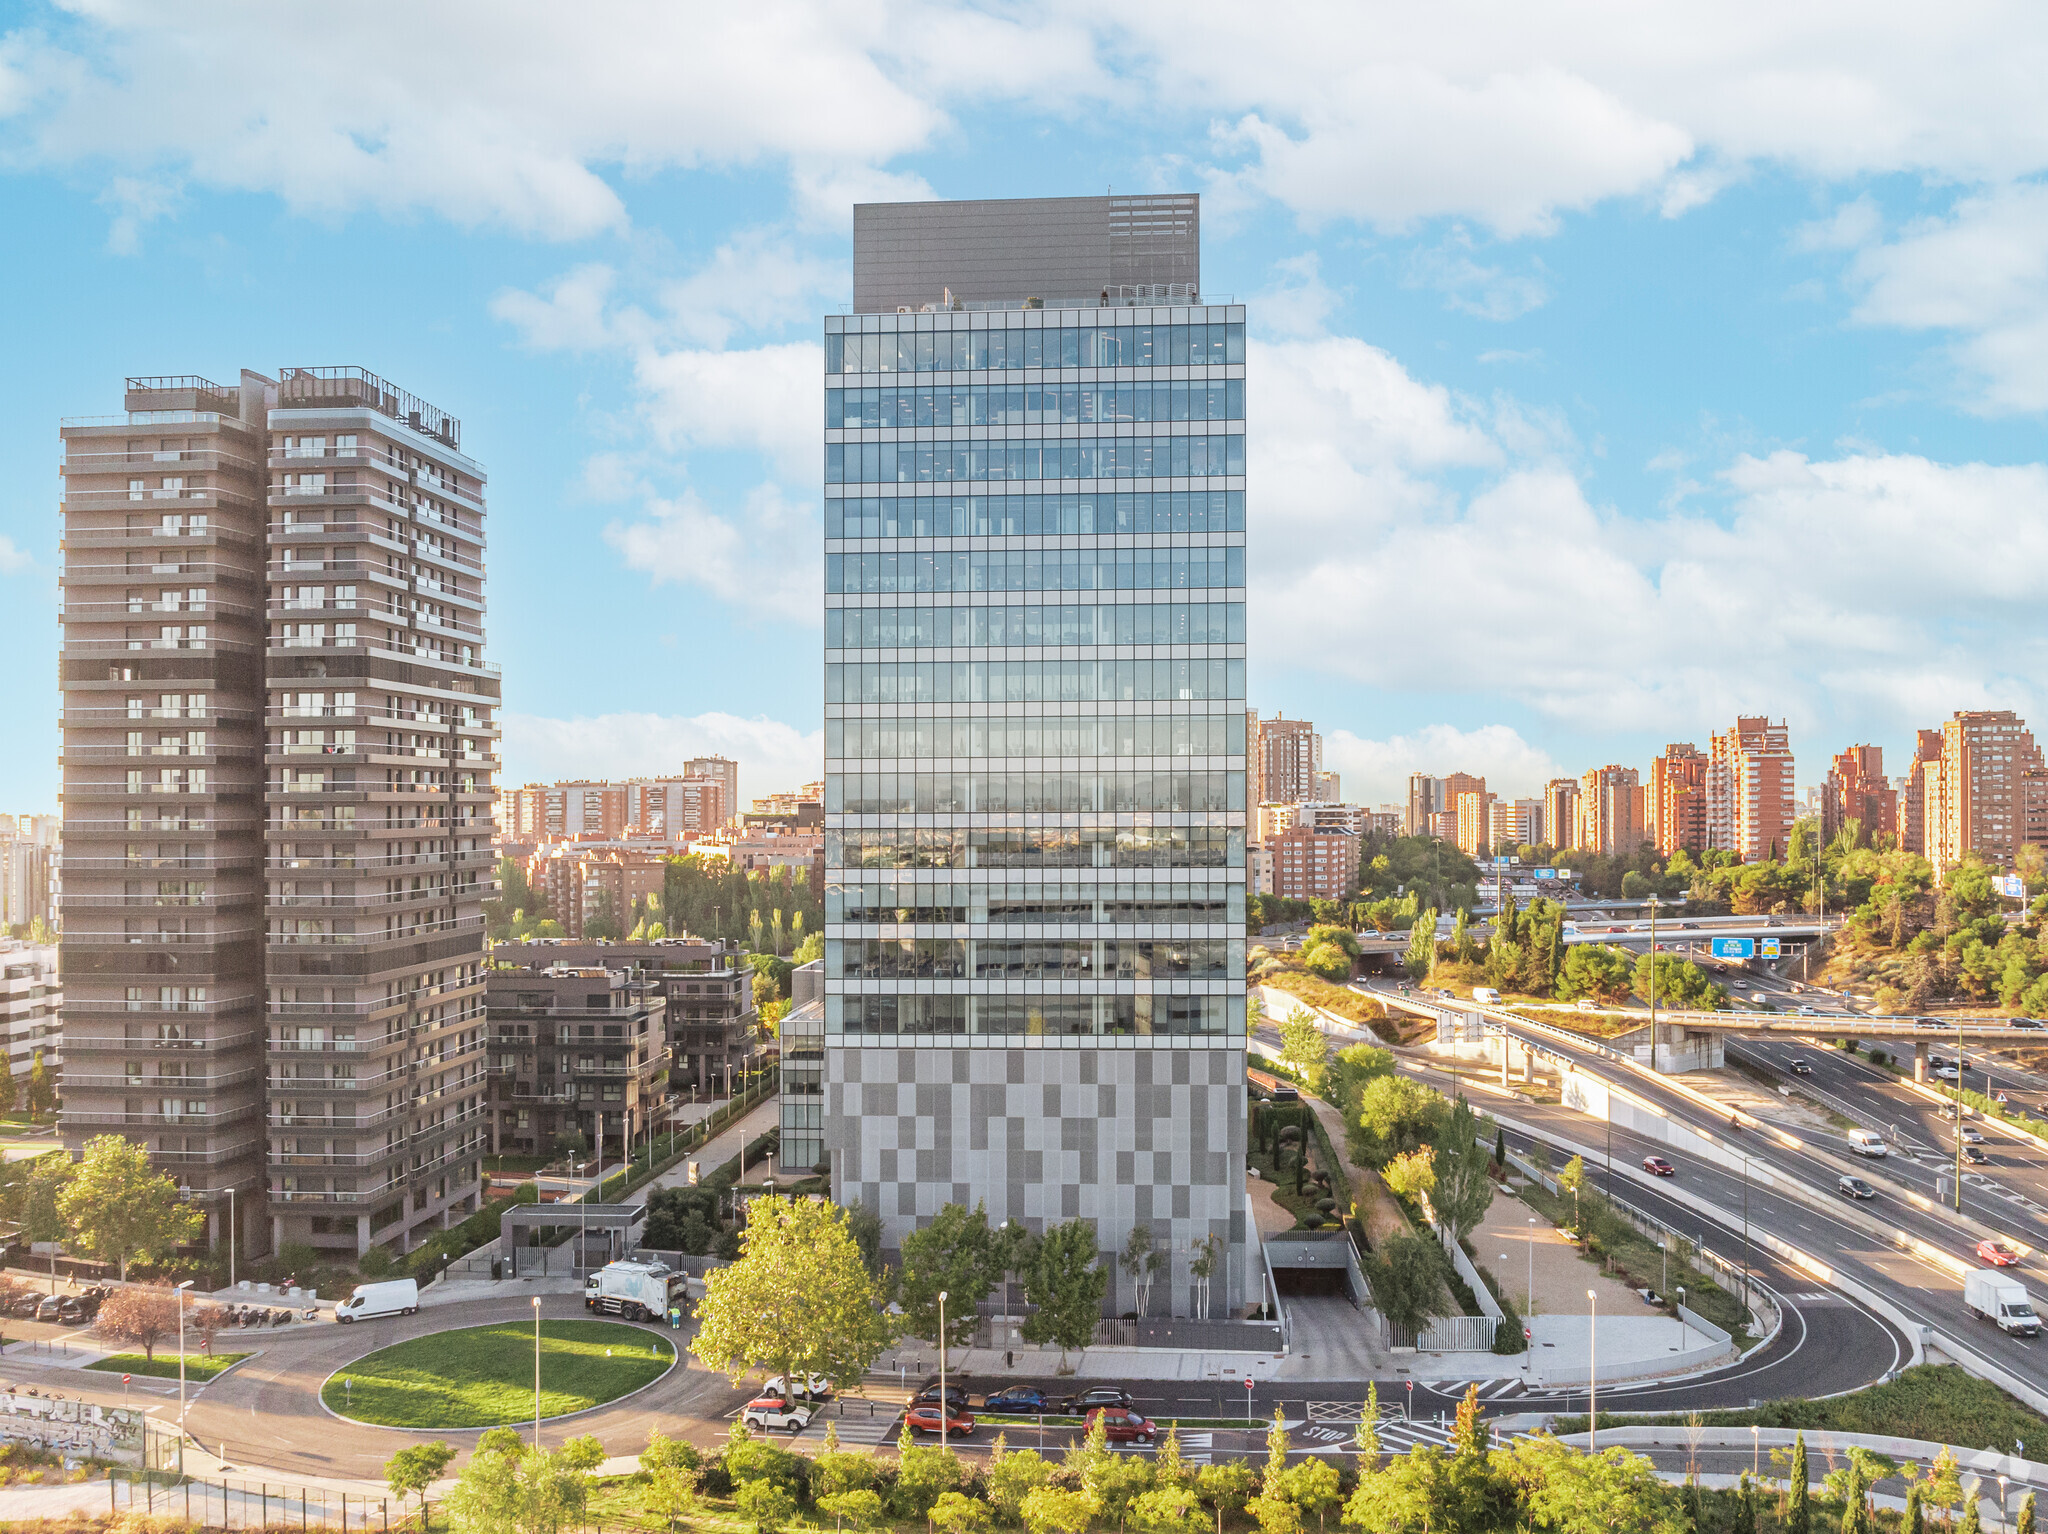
top-left (6, 2), bottom-right (2048, 813)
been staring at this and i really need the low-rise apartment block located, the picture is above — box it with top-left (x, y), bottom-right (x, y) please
top-left (0, 941), bottom-right (59, 1093)
top-left (485, 961), bottom-right (667, 1158)
top-left (1267, 825), bottom-right (1357, 900)
top-left (490, 938), bottom-right (758, 1097)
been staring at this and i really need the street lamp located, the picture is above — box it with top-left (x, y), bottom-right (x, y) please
top-left (938, 1290), bottom-right (950, 1452)
top-left (174, 1280), bottom-right (194, 1424)
top-left (1586, 1289), bottom-right (1598, 1453)
top-left (531, 1296), bottom-right (543, 1443)
top-left (1527, 1218), bottom-right (1537, 1318)
top-left (1675, 1286), bottom-right (1687, 1352)
top-left (1751, 1424), bottom-right (1759, 1479)
top-left (1999, 1475), bottom-right (2009, 1530)
top-left (227, 1185), bottom-right (236, 1291)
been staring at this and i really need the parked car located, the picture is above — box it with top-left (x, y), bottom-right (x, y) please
top-left (1063, 1386), bottom-right (1138, 1414)
top-left (905, 1403), bottom-right (975, 1438)
top-left (1977, 1240), bottom-right (2022, 1268)
top-left (55, 1297), bottom-right (92, 1325)
top-left (5, 1293), bottom-right (40, 1319)
top-left (33, 1295), bottom-right (62, 1323)
top-left (1837, 1176), bottom-right (1877, 1200)
top-left (761, 1374), bottom-right (833, 1403)
top-left (1790, 1058), bottom-right (1813, 1075)
top-left (740, 1397), bottom-right (814, 1434)
top-left (1642, 1156), bottom-right (1676, 1177)
top-left (1086, 1406), bottom-right (1158, 1444)
top-left (982, 1386), bottom-right (1058, 1413)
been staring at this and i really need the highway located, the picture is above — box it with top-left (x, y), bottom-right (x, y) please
top-left (1358, 982), bottom-right (2048, 1411)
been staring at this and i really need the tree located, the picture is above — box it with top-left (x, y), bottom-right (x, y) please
top-left (1561, 945), bottom-right (1636, 1004)
top-left (1379, 1149), bottom-right (1436, 1205)
top-left (988, 1447), bottom-right (1055, 1524)
top-left (1019, 1219), bottom-right (1108, 1367)
top-left (640, 1431), bottom-right (703, 1532)
top-left (2017, 1491), bottom-right (2036, 1534)
top-left (21, 1152), bottom-right (70, 1252)
top-left (737, 1479), bottom-right (797, 1534)
top-left (1558, 1155), bottom-right (1586, 1229)
top-left (1428, 1098), bottom-right (1496, 1251)
top-left (1189, 1233), bottom-right (1223, 1319)
top-left (0, 1064), bottom-right (17, 1117)
top-left (1788, 1433), bottom-right (1811, 1534)
top-left (55, 1135), bottom-right (204, 1281)
top-left (1281, 1459), bottom-right (1341, 1533)
top-left (1120, 1224), bottom-right (1166, 1318)
top-left (932, 1493), bottom-right (992, 1534)
top-left (691, 1194), bottom-right (894, 1392)
top-left (1278, 1011), bottom-right (1333, 1094)
top-left (893, 1430), bottom-right (963, 1520)
top-left (386, 1441), bottom-right (457, 1527)
top-left (1353, 1384), bottom-right (1382, 1469)
top-left (1132, 1484), bottom-right (1205, 1534)
top-left (96, 1286), bottom-right (184, 1362)
top-left (25, 1052), bottom-right (54, 1120)
top-left (1022, 1488), bottom-right (1101, 1534)
top-left (1506, 1433), bottom-right (1684, 1534)
top-left (1356, 1076), bottom-right (1449, 1163)
top-left (1196, 1464), bottom-right (1254, 1534)
top-left (841, 1200), bottom-right (884, 1277)
top-left (1404, 908), bottom-right (1438, 980)
top-left (819, 1492), bottom-right (883, 1534)
top-left (1365, 1234), bottom-right (1450, 1336)
top-left (900, 1202), bottom-right (1001, 1349)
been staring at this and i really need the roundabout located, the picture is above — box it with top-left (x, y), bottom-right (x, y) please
top-left (321, 1318), bottom-right (676, 1429)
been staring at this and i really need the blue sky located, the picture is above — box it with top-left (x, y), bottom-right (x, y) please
top-left (7, 3), bottom-right (2048, 812)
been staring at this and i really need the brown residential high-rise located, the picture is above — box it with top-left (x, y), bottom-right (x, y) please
top-left (1543, 778), bottom-right (1580, 854)
top-left (1708, 717), bottom-right (1795, 862)
top-left (1822, 745), bottom-right (1896, 847)
top-left (60, 369), bottom-right (498, 1262)
top-left (1924, 711), bottom-right (2048, 880)
top-left (1248, 712), bottom-right (1322, 806)
top-left (1651, 743), bottom-right (1708, 858)
top-left (1579, 765), bottom-right (1642, 855)
top-left (1896, 730), bottom-right (1942, 855)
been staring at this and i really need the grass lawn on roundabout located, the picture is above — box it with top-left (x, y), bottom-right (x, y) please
top-left (322, 1319), bottom-right (674, 1429)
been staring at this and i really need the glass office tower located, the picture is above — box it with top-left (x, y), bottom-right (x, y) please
top-left (820, 195), bottom-right (1249, 1318)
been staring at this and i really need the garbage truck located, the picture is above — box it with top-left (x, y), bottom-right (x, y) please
top-left (583, 1259), bottom-right (700, 1322)
top-left (1963, 1268), bottom-right (2041, 1337)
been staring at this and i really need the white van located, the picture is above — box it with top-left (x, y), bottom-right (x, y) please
top-left (1472, 988), bottom-right (1502, 1005)
top-left (336, 1278), bottom-right (419, 1322)
top-left (1846, 1128), bottom-right (1889, 1157)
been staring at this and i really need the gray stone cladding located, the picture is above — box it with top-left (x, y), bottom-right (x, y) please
top-left (825, 1042), bottom-right (1248, 1317)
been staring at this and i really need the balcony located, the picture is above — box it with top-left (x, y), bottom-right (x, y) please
top-left (66, 446), bottom-right (260, 476)
top-left (276, 365), bottom-right (462, 451)
top-left (65, 1029), bottom-right (263, 1052)
top-left (64, 994), bottom-right (259, 1016)
top-left (74, 1065), bottom-right (261, 1090)
top-left (64, 1103), bottom-right (263, 1129)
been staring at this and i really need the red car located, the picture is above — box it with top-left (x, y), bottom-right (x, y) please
top-left (1642, 1157), bottom-right (1676, 1177)
top-left (1977, 1240), bottom-right (2022, 1268)
top-left (904, 1403), bottom-right (975, 1438)
top-left (1087, 1406), bottom-right (1158, 1444)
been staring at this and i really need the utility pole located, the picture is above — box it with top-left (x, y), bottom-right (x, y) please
top-left (1955, 1018), bottom-right (1966, 1213)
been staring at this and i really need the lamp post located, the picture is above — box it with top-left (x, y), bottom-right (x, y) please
top-left (1956, 1018), bottom-right (1966, 1213)
top-left (1751, 1423), bottom-right (1759, 1479)
top-left (1586, 1289), bottom-right (1598, 1453)
top-left (1999, 1475), bottom-right (2009, 1531)
top-left (1676, 1286), bottom-right (1687, 1352)
top-left (174, 1280), bottom-right (194, 1424)
top-left (1527, 1217), bottom-right (1537, 1317)
top-left (938, 1290), bottom-right (950, 1453)
top-left (531, 1295), bottom-right (543, 1443)
top-left (227, 1185), bottom-right (236, 1290)
top-left (1648, 893), bottom-right (1660, 1038)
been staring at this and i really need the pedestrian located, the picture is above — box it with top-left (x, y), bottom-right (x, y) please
top-left (669, 1305), bottom-right (681, 1330)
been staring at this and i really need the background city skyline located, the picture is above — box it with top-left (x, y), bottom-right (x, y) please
top-left (8, 5), bottom-right (2048, 811)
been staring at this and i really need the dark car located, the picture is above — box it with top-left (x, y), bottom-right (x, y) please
top-left (1086, 1406), bottom-right (1158, 1444)
top-left (55, 1297), bottom-right (92, 1325)
top-left (1790, 1058), bottom-right (1813, 1075)
top-left (34, 1295), bottom-right (63, 1323)
top-left (914, 1383), bottom-right (971, 1412)
top-left (1964, 1146), bottom-right (1991, 1165)
top-left (982, 1386), bottom-right (1058, 1414)
top-left (905, 1404), bottom-right (975, 1438)
top-left (1064, 1386), bottom-right (1138, 1414)
top-left (1642, 1156), bottom-right (1676, 1177)
top-left (4, 1293), bottom-right (38, 1319)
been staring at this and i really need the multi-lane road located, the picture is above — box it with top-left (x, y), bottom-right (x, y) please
top-left (1359, 980), bottom-right (2048, 1413)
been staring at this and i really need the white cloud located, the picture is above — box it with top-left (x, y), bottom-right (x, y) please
top-left (1409, 234), bottom-right (1550, 321)
top-left (632, 341), bottom-right (821, 483)
top-left (657, 231), bottom-right (845, 348)
top-left (1794, 194), bottom-right (1883, 253)
top-left (0, 535), bottom-right (31, 574)
top-left (97, 174), bottom-right (179, 254)
top-left (17, 4), bottom-right (2048, 248)
top-left (605, 482), bottom-right (820, 622)
top-left (1324, 724), bottom-right (1565, 807)
top-left (502, 709), bottom-right (822, 806)
top-left (490, 264), bottom-right (633, 353)
top-left (1846, 182), bottom-right (2048, 412)
top-left (1252, 253), bottom-right (1340, 339)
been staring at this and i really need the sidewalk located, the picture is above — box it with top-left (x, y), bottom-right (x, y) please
top-left (869, 1340), bottom-right (1283, 1385)
top-left (636, 1097), bottom-right (781, 1202)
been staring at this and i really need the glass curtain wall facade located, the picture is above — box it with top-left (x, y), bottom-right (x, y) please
top-left (820, 299), bottom-right (1250, 1318)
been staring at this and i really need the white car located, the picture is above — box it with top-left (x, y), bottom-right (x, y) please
top-left (1961, 1127), bottom-right (1985, 1144)
top-left (761, 1373), bottom-right (835, 1402)
top-left (740, 1397), bottom-right (815, 1434)
top-left (1576, 998), bottom-right (1599, 1012)
top-left (1935, 1065), bottom-right (1961, 1081)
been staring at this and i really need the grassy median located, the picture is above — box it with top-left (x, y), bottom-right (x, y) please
top-left (87, 1352), bottom-right (249, 1382)
top-left (323, 1319), bottom-right (673, 1428)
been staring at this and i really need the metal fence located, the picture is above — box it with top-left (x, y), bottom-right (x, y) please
top-left (108, 1468), bottom-right (395, 1530)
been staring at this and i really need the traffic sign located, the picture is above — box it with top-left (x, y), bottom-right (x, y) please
top-left (1523, 1326), bottom-right (1531, 1342)
top-left (1761, 939), bottom-right (1781, 958)
top-left (1244, 1376), bottom-right (1253, 1391)
top-left (121, 1374), bottom-right (130, 1384)
top-left (1998, 873), bottom-right (2027, 900)
top-left (1711, 937), bottom-right (1756, 959)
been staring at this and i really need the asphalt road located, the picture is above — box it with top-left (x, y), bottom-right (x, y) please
top-left (1372, 985), bottom-right (2048, 1398)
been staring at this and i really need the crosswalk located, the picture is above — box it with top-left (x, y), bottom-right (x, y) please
top-left (1409, 1379), bottom-right (1541, 1400)
top-left (812, 1407), bottom-right (904, 1446)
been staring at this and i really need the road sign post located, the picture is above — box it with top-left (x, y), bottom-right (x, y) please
top-left (1405, 1379), bottom-right (1413, 1420)
top-left (1244, 1376), bottom-right (1254, 1423)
